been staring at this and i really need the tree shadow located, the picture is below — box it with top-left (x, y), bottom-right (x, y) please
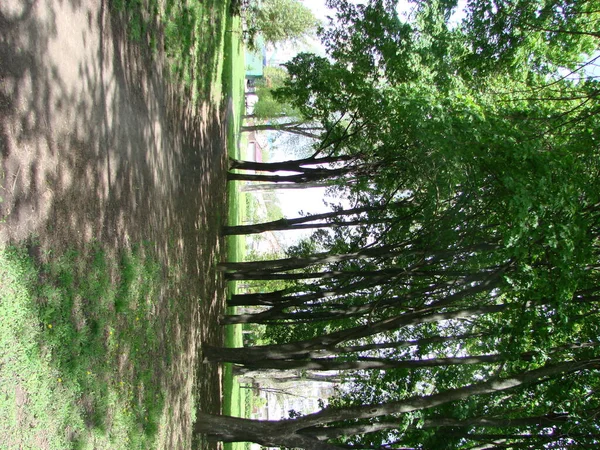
top-left (1, 0), bottom-right (229, 447)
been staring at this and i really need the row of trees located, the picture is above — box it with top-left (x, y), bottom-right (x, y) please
top-left (199, 0), bottom-right (600, 448)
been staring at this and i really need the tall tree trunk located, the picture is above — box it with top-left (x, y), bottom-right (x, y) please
top-left (223, 272), bottom-right (503, 324)
top-left (206, 303), bottom-right (509, 365)
top-left (224, 266), bottom-right (498, 281)
top-left (229, 154), bottom-right (354, 172)
top-left (420, 409), bottom-right (600, 428)
top-left (290, 358), bottom-right (599, 430)
top-left (242, 182), bottom-right (331, 191)
top-left (194, 412), bottom-right (343, 449)
top-left (219, 242), bottom-right (405, 273)
top-left (227, 167), bottom-right (353, 183)
top-left (222, 201), bottom-right (404, 235)
top-left (241, 122), bottom-right (323, 139)
top-left (235, 368), bottom-right (346, 384)
top-left (219, 352), bottom-right (535, 372)
top-left (220, 243), bottom-right (497, 274)
top-left (307, 412), bottom-right (591, 441)
top-left (195, 359), bottom-right (599, 448)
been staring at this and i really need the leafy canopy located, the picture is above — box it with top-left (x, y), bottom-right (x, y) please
top-left (247, 0), bottom-right (320, 46)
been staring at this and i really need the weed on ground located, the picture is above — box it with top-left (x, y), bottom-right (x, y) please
top-left (0, 241), bottom-right (166, 449)
top-left (111, 0), bottom-right (229, 106)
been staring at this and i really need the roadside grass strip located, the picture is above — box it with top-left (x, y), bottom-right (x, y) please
top-left (223, 10), bottom-right (253, 450)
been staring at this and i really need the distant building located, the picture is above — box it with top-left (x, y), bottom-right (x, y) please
top-left (245, 36), bottom-right (266, 79)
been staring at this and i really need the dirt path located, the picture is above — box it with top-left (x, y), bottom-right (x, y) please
top-left (1, 0), bottom-right (228, 448)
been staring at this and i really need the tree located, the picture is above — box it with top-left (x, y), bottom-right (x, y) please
top-left (246, 0), bottom-right (320, 47)
top-left (245, 67), bottom-right (305, 121)
top-left (195, 358), bottom-right (600, 448)
top-left (206, 0), bottom-right (600, 447)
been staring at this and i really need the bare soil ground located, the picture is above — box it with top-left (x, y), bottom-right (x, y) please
top-left (1, 0), bottom-right (228, 448)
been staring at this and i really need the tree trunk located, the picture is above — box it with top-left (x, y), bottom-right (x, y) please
top-left (194, 359), bottom-right (599, 448)
top-left (220, 243), bottom-right (497, 274)
top-left (224, 266), bottom-right (497, 281)
top-left (242, 182), bottom-right (331, 191)
top-left (227, 289), bottom-right (289, 306)
top-left (288, 358), bottom-right (599, 431)
top-left (420, 409), bottom-right (600, 428)
top-left (222, 201), bottom-right (403, 235)
top-left (217, 353), bottom-right (531, 372)
top-left (219, 243), bottom-right (404, 273)
top-left (229, 154), bottom-right (354, 173)
top-left (240, 122), bottom-right (323, 139)
top-left (224, 268), bottom-right (503, 323)
top-left (235, 368), bottom-right (346, 384)
top-left (194, 412), bottom-right (343, 449)
top-left (206, 303), bottom-right (510, 366)
top-left (227, 167), bottom-right (353, 183)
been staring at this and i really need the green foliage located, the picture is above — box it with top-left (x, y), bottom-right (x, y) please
top-left (227, 0), bottom-right (600, 447)
top-left (462, 0), bottom-right (600, 77)
top-left (246, 0), bottom-right (320, 46)
top-left (252, 93), bottom-right (299, 120)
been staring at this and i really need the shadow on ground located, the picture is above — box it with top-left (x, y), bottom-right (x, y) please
top-left (1, 0), bottom-right (228, 448)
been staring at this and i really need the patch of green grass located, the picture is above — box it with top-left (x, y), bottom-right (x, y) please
top-left (0, 241), bottom-right (164, 449)
top-left (222, 315), bottom-right (252, 450)
top-left (223, 13), bottom-right (246, 121)
top-left (222, 10), bottom-right (252, 450)
top-left (111, 0), bottom-right (161, 47)
top-left (162, 0), bottom-right (230, 104)
top-left (112, 0), bottom-right (230, 105)
top-left (224, 7), bottom-right (248, 285)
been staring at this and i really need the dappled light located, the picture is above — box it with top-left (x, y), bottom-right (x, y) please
top-left (1, 0), bottom-right (229, 447)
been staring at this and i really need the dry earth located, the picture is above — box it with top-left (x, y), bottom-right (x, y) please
top-left (1, 0), bottom-right (229, 448)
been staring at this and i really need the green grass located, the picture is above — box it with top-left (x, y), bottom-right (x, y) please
top-left (112, 0), bottom-right (230, 105)
top-left (222, 10), bottom-right (253, 450)
top-left (0, 241), bottom-right (164, 449)
top-left (224, 10), bottom-right (248, 277)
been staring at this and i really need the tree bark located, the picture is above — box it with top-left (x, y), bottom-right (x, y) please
top-left (240, 122), bottom-right (323, 139)
top-left (229, 154), bottom-right (354, 172)
top-left (224, 266), bottom-right (498, 281)
top-left (222, 201), bottom-right (403, 235)
top-left (206, 303), bottom-right (509, 366)
top-left (194, 412), bottom-right (345, 449)
top-left (195, 359), bottom-right (599, 448)
top-left (220, 243), bottom-right (497, 274)
top-left (290, 358), bottom-right (599, 430)
top-left (224, 268), bottom-right (503, 323)
top-left (219, 242), bottom-right (405, 273)
top-left (217, 352), bottom-right (533, 372)
top-left (227, 167), bottom-right (353, 183)
top-left (242, 182), bottom-right (331, 191)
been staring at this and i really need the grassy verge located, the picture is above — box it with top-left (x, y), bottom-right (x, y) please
top-left (222, 10), bottom-right (253, 450)
top-left (112, 0), bottom-right (230, 105)
top-left (0, 241), bottom-right (165, 449)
